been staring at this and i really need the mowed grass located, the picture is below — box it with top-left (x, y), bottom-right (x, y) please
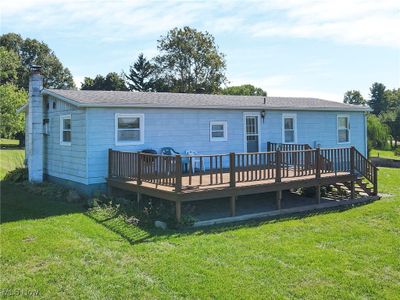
top-left (370, 148), bottom-right (400, 160)
top-left (0, 139), bottom-right (24, 180)
top-left (1, 144), bottom-right (399, 299)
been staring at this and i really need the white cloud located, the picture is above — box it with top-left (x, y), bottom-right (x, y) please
top-left (249, 0), bottom-right (400, 48)
top-left (2, 0), bottom-right (399, 47)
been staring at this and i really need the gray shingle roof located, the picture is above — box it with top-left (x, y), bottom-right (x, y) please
top-left (42, 89), bottom-right (370, 112)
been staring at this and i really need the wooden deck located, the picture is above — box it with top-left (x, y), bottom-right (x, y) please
top-left (107, 145), bottom-right (378, 222)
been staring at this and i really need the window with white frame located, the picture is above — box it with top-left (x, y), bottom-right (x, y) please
top-left (115, 113), bottom-right (144, 145)
top-left (282, 114), bottom-right (296, 143)
top-left (210, 121), bottom-right (227, 141)
top-left (60, 115), bottom-right (71, 145)
top-left (337, 115), bottom-right (350, 143)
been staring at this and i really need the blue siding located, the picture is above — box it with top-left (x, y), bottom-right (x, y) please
top-left (43, 96), bottom-right (87, 184)
top-left (264, 111), bottom-right (366, 153)
top-left (85, 107), bottom-right (367, 184)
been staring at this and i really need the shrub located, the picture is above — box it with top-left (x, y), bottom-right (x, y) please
top-left (87, 194), bottom-right (195, 229)
top-left (394, 147), bottom-right (400, 157)
top-left (19, 181), bottom-right (68, 201)
top-left (3, 167), bottom-right (28, 182)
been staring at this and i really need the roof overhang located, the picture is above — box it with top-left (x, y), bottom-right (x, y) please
top-left (41, 88), bottom-right (371, 112)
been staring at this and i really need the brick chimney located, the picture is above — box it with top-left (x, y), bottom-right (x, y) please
top-left (27, 65), bottom-right (44, 182)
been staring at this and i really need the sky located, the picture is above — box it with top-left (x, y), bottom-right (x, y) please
top-left (1, 0), bottom-right (399, 102)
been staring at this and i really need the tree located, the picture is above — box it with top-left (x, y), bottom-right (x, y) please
top-left (343, 90), bottom-right (366, 105)
top-left (125, 53), bottom-right (155, 92)
top-left (0, 47), bottom-right (20, 85)
top-left (367, 114), bottom-right (390, 153)
top-left (81, 72), bottom-right (128, 91)
top-left (0, 33), bottom-right (75, 90)
top-left (221, 84), bottom-right (267, 96)
top-left (380, 110), bottom-right (400, 148)
top-left (368, 82), bottom-right (387, 115)
top-left (0, 84), bottom-right (28, 139)
top-left (154, 26), bottom-right (226, 93)
top-left (384, 88), bottom-right (400, 111)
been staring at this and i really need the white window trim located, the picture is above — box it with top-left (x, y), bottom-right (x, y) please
top-left (60, 114), bottom-right (71, 146)
top-left (210, 121), bottom-right (228, 142)
top-left (243, 112), bottom-right (261, 152)
top-left (337, 114), bottom-right (350, 144)
top-left (282, 113), bottom-right (297, 144)
top-left (115, 113), bottom-right (145, 146)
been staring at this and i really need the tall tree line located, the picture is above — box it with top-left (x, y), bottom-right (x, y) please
top-left (343, 84), bottom-right (400, 149)
top-left (0, 33), bottom-right (75, 141)
top-left (81, 27), bottom-right (266, 96)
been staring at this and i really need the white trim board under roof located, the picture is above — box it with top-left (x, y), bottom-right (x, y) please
top-left (39, 89), bottom-right (371, 112)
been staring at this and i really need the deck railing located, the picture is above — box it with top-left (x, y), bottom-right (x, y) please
top-left (267, 142), bottom-right (311, 152)
top-left (108, 146), bottom-right (377, 193)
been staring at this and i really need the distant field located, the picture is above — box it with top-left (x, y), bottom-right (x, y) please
top-left (0, 139), bottom-right (25, 179)
top-left (370, 149), bottom-right (400, 160)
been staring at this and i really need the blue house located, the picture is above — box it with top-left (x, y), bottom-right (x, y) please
top-left (22, 67), bottom-right (374, 214)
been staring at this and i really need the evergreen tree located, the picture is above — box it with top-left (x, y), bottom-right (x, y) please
top-left (125, 53), bottom-right (155, 92)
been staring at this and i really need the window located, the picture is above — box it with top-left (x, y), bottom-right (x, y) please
top-left (60, 115), bottom-right (71, 145)
top-left (337, 115), bottom-right (350, 143)
top-left (210, 121), bottom-right (227, 141)
top-left (282, 114), bottom-right (296, 143)
top-left (115, 113), bottom-right (144, 145)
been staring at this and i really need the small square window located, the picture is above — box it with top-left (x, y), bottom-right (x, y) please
top-left (210, 121), bottom-right (227, 141)
top-left (115, 114), bottom-right (144, 145)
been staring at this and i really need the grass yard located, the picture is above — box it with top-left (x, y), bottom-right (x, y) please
top-left (370, 148), bottom-right (400, 160)
top-left (1, 163), bottom-right (400, 299)
top-left (0, 139), bottom-right (24, 180)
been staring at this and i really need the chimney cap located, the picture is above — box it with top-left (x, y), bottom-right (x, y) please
top-left (30, 65), bottom-right (42, 74)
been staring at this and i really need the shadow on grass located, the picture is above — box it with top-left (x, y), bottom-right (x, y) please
top-left (0, 181), bottom-right (84, 223)
top-left (85, 198), bottom-right (376, 245)
top-left (1, 180), bottom-right (377, 244)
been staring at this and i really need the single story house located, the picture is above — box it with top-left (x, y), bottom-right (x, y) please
top-left (21, 67), bottom-right (371, 198)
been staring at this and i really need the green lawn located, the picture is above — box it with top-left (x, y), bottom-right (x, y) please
top-left (370, 148), bottom-right (400, 160)
top-left (0, 145), bottom-right (24, 180)
top-left (1, 163), bottom-right (399, 298)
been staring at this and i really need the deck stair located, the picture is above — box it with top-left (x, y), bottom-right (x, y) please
top-left (268, 142), bottom-right (378, 196)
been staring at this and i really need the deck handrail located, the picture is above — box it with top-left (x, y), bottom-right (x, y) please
top-left (353, 148), bottom-right (378, 195)
top-left (108, 146), bottom-right (376, 193)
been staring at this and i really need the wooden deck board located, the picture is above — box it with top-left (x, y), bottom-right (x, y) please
top-left (108, 169), bottom-right (352, 198)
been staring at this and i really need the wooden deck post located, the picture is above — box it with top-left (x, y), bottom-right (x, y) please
top-left (315, 147), bottom-right (321, 179)
top-left (373, 167), bottom-right (378, 195)
top-left (276, 190), bottom-right (282, 209)
top-left (350, 146), bottom-right (355, 175)
top-left (267, 141), bottom-right (271, 152)
top-left (108, 148), bottom-right (113, 178)
top-left (230, 196), bottom-right (236, 216)
top-left (350, 181), bottom-right (355, 199)
top-left (136, 190), bottom-right (141, 209)
top-left (275, 149), bottom-right (281, 183)
top-left (315, 185), bottom-right (321, 204)
top-left (137, 153), bottom-right (142, 185)
top-left (175, 200), bottom-right (181, 223)
top-left (175, 155), bottom-right (182, 192)
top-left (229, 152), bottom-right (236, 187)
